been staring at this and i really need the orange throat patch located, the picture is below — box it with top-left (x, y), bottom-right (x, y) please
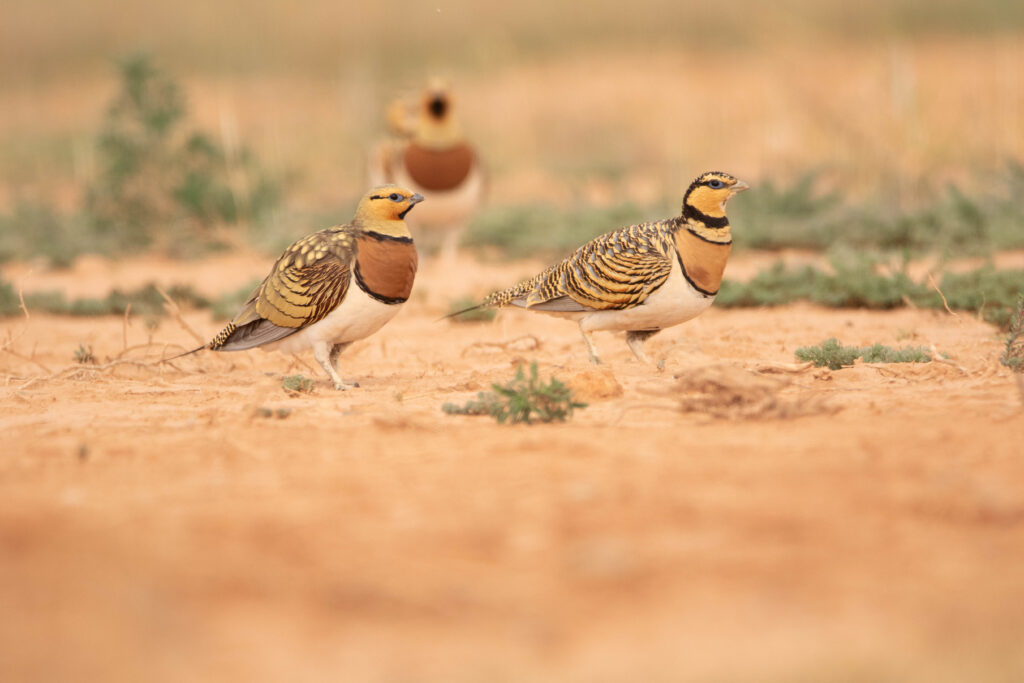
top-left (354, 235), bottom-right (418, 303)
top-left (673, 228), bottom-right (731, 296)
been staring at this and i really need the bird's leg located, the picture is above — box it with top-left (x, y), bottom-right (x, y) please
top-left (313, 341), bottom-right (359, 390)
top-left (579, 324), bottom-right (602, 365)
top-left (625, 330), bottom-right (659, 364)
top-left (329, 342), bottom-right (351, 371)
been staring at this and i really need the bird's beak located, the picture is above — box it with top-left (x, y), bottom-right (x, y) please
top-left (410, 193), bottom-right (424, 205)
top-left (731, 180), bottom-right (750, 193)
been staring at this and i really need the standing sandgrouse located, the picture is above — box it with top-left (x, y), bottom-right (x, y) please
top-left (450, 172), bottom-right (748, 364)
top-left (368, 81), bottom-right (484, 261)
top-left (185, 186), bottom-right (422, 389)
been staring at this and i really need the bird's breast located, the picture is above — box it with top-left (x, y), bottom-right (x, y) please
top-left (673, 229), bottom-right (731, 296)
top-left (402, 143), bottom-right (476, 191)
top-left (354, 235), bottom-right (418, 303)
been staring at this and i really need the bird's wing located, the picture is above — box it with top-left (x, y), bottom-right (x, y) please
top-left (523, 223), bottom-right (674, 311)
top-left (211, 230), bottom-right (355, 351)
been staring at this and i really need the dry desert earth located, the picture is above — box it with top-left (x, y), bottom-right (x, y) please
top-left (2, 252), bottom-right (1023, 681)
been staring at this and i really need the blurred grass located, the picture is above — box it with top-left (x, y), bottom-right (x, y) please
top-left (465, 164), bottom-right (1024, 261)
top-left (717, 258), bottom-right (1024, 329)
top-left (2, 1), bottom-right (1024, 270)
top-left (3, 0), bottom-right (1023, 85)
top-left (0, 277), bottom-right (253, 322)
top-left (464, 202), bottom-right (652, 260)
top-left (730, 164), bottom-right (1024, 255)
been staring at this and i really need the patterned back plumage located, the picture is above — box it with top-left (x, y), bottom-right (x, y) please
top-left (485, 220), bottom-right (678, 310)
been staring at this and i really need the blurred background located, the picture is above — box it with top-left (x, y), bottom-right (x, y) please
top-left (1, 0), bottom-right (1023, 270)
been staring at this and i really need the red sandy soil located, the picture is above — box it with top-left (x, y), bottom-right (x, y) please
top-left (2, 253), bottom-right (1023, 682)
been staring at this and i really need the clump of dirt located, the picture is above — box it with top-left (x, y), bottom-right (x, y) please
top-left (563, 367), bottom-right (623, 401)
top-left (666, 364), bottom-right (833, 420)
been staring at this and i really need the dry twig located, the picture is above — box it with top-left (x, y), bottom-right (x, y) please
top-left (927, 273), bottom-right (962, 323)
top-left (156, 285), bottom-right (205, 345)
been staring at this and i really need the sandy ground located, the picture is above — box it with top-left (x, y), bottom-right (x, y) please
top-left (2, 253), bottom-right (1024, 682)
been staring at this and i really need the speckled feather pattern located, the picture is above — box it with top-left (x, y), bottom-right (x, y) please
top-left (484, 220), bottom-right (679, 310)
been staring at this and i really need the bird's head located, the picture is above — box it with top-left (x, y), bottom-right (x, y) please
top-left (683, 172), bottom-right (749, 218)
top-left (679, 171), bottom-right (748, 240)
top-left (416, 81), bottom-right (463, 148)
top-left (354, 186), bottom-right (424, 237)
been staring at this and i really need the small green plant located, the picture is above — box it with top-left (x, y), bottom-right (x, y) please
top-left (1001, 297), bottom-right (1024, 373)
top-left (282, 375), bottom-right (316, 393)
top-left (443, 362), bottom-right (586, 424)
top-left (860, 343), bottom-right (932, 364)
top-left (73, 344), bottom-right (96, 364)
top-left (446, 296), bottom-right (496, 323)
top-left (796, 338), bottom-right (933, 369)
top-left (796, 338), bottom-right (862, 370)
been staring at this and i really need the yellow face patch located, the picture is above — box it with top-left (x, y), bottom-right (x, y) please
top-left (685, 185), bottom-right (730, 218)
top-left (352, 185), bottom-right (422, 237)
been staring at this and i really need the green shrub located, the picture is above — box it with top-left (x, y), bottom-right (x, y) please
top-left (443, 362), bottom-right (586, 424)
top-left (282, 375), bottom-right (316, 393)
top-left (795, 338), bottom-right (862, 370)
top-left (796, 338), bottom-right (933, 370)
top-left (859, 343), bottom-right (932, 364)
top-left (85, 53), bottom-right (283, 254)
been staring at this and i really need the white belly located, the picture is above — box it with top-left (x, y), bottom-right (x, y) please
top-left (266, 280), bottom-right (403, 354)
top-left (575, 260), bottom-right (715, 332)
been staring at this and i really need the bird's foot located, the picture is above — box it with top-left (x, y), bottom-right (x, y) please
top-left (332, 379), bottom-right (360, 391)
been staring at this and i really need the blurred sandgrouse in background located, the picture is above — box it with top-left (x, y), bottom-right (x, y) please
top-left (450, 172), bottom-right (748, 364)
top-left (369, 80), bottom-right (485, 263)
top-left (180, 186), bottom-right (422, 390)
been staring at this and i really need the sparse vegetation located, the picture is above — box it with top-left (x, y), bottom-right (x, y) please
top-left (465, 202), bottom-right (649, 259)
top-left (796, 338), bottom-right (933, 370)
top-left (73, 344), bottom-right (96, 364)
top-left (443, 362), bottom-right (586, 424)
top-left (282, 375), bottom-right (316, 393)
top-left (465, 166), bottom-right (1024, 262)
top-left (730, 165), bottom-right (1024, 255)
top-left (0, 275), bottom-right (249, 320)
top-left (1001, 297), bottom-right (1024, 373)
top-left (0, 53), bottom-right (285, 267)
top-left (796, 338), bottom-right (863, 370)
top-left (718, 260), bottom-right (1024, 330)
top-left (85, 53), bottom-right (283, 257)
top-left (859, 343), bottom-right (933, 364)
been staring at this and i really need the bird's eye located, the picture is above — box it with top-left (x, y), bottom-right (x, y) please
top-left (708, 179), bottom-right (724, 189)
top-left (388, 193), bottom-right (403, 202)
